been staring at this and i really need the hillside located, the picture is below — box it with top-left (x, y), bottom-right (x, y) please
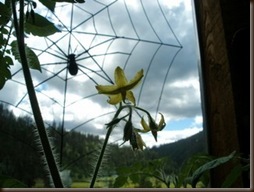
top-left (151, 131), bottom-right (207, 166)
top-left (0, 103), bottom-right (206, 187)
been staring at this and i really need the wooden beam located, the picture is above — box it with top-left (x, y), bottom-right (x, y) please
top-left (193, 0), bottom-right (243, 187)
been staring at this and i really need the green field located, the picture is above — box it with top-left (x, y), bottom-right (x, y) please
top-left (71, 177), bottom-right (115, 188)
top-left (71, 177), bottom-right (169, 188)
top-left (33, 176), bottom-right (203, 188)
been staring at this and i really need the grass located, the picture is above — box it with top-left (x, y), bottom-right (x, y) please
top-left (33, 176), bottom-right (205, 188)
top-left (71, 176), bottom-right (168, 188)
top-left (71, 176), bottom-right (116, 188)
top-left (71, 181), bottom-right (90, 188)
top-left (32, 178), bottom-right (45, 188)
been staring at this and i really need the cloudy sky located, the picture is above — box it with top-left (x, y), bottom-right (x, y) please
top-left (0, 0), bottom-right (203, 148)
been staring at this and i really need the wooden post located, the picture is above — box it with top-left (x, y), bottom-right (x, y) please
top-left (193, 0), bottom-right (249, 187)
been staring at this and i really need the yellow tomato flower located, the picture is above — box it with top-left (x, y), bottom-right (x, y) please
top-left (138, 113), bottom-right (166, 142)
top-left (130, 131), bottom-right (146, 151)
top-left (95, 66), bottom-right (144, 105)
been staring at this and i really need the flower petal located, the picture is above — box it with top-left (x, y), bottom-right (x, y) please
top-left (140, 117), bottom-right (150, 132)
top-left (95, 67), bottom-right (143, 104)
top-left (133, 127), bottom-right (145, 133)
top-left (148, 116), bottom-right (158, 131)
top-left (124, 69), bottom-right (144, 90)
top-left (158, 113), bottom-right (166, 130)
top-left (126, 91), bottom-right (136, 105)
top-left (107, 94), bottom-right (122, 105)
top-left (136, 132), bottom-right (146, 150)
top-left (114, 66), bottom-right (128, 87)
top-left (96, 84), bottom-right (119, 95)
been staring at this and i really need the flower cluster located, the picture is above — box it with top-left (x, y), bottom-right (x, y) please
top-left (96, 66), bottom-right (165, 150)
top-left (136, 113), bottom-right (166, 142)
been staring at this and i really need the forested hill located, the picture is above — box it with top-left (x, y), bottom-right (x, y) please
top-left (151, 131), bottom-right (206, 166)
top-left (0, 103), bottom-right (206, 187)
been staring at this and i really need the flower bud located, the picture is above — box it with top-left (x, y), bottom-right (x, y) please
top-left (130, 131), bottom-right (138, 150)
top-left (123, 121), bottom-right (133, 142)
top-left (130, 131), bottom-right (146, 151)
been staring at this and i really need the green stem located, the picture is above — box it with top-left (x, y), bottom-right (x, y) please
top-left (134, 106), bottom-right (153, 119)
top-left (89, 124), bottom-right (113, 188)
top-left (90, 105), bottom-right (125, 188)
top-left (11, 0), bottom-right (63, 187)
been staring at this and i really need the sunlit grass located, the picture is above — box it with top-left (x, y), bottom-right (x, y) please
top-left (71, 177), bottom-right (169, 188)
top-left (34, 177), bottom-right (204, 188)
top-left (33, 178), bottom-right (45, 188)
top-left (71, 181), bottom-right (90, 188)
top-left (71, 177), bottom-right (115, 188)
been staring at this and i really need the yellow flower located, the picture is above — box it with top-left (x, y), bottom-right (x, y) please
top-left (95, 66), bottom-right (144, 105)
top-left (130, 131), bottom-right (146, 151)
top-left (138, 113), bottom-right (166, 142)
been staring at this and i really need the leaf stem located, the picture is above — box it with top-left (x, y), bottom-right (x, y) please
top-left (11, 0), bottom-right (63, 187)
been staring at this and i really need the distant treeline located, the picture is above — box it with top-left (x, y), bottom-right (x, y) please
top-left (0, 103), bottom-right (206, 187)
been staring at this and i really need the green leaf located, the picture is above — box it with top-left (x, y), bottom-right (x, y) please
top-left (242, 163), bottom-right (250, 172)
top-left (25, 13), bottom-right (60, 37)
top-left (221, 164), bottom-right (243, 188)
top-left (0, 54), bottom-right (12, 89)
top-left (116, 166), bottom-right (131, 175)
top-left (183, 176), bottom-right (191, 188)
top-left (1, 26), bottom-right (9, 34)
top-left (10, 41), bottom-right (41, 72)
top-left (39, 0), bottom-right (56, 12)
top-left (26, 45), bottom-right (41, 72)
top-left (0, 63), bottom-right (11, 79)
top-left (0, 175), bottom-right (27, 188)
top-left (0, 2), bottom-right (12, 26)
top-left (191, 151), bottom-right (236, 188)
top-left (176, 154), bottom-right (212, 188)
top-left (4, 55), bottom-right (14, 66)
top-left (129, 173), bottom-right (140, 184)
top-left (0, 33), bottom-right (3, 43)
top-left (6, 49), bottom-right (11, 54)
top-left (113, 176), bottom-right (128, 188)
top-left (0, 75), bottom-right (6, 89)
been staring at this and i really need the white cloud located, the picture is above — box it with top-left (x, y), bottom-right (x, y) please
top-left (194, 115), bottom-right (203, 125)
top-left (123, 0), bottom-right (140, 12)
top-left (0, 0), bottom-right (203, 148)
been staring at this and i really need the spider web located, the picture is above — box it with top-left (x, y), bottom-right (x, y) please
top-left (0, 0), bottom-right (183, 143)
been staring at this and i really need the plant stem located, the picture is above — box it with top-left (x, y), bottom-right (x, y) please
top-left (90, 106), bottom-right (124, 188)
top-left (134, 106), bottom-right (152, 119)
top-left (89, 124), bottom-right (113, 188)
top-left (11, 0), bottom-right (63, 187)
